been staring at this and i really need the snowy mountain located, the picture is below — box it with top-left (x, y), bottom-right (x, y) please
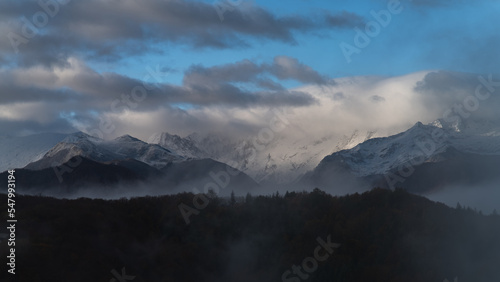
top-left (12, 132), bottom-right (258, 198)
top-left (183, 130), bottom-right (373, 184)
top-left (0, 132), bottom-right (68, 172)
top-left (5, 116), bottom-right (500, 198)
top-left (6, 155), bottom-right (258, 198)
top-left (101, 134), bottom-right (185, 168)
top-left (26, 132), bottom-right (185, 170)
top-left (336, 120), bottom-right (500, 177)
top-left (304, 118), bottom-right (500, 193)
top-left (147, 132), bottom-right (208, 159)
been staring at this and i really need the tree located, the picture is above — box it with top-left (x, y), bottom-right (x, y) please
top-left (206, 189), bottom-right (219, 206)
top-left (245, 192), bottom-right (253, 204)
top-left (230, 190), bottom-right (236, 205)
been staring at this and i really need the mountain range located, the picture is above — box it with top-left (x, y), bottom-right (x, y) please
top-left (303, 117), bottom-right (500, 196)
top-left (1, 132), bottom-right (257, 198)
top-left (2, 116), bottom-right (500, 203)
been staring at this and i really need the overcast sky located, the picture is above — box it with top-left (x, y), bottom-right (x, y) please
top-left (1, 0), bottom-right (499, 140)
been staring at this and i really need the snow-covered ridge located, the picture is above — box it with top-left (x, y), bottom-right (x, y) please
top-left (148, 132), bottom-right (208, 159)
top-left (101, 134), bottom-right (185, 168)
top-left (326, 120), bottom-right (500, 177)
top-left (7, 113), bottom-right (500, 185)
top-left (27, 132), bottom-right (185, 170)
top-left (180, 130), bottom-right (374, 184)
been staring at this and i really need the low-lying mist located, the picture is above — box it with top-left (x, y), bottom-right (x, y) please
top-left (424, 179), bottom-right (500, 214)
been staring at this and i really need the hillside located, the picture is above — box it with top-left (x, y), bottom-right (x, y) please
top-left (0, 188), bottom-right (499, 281)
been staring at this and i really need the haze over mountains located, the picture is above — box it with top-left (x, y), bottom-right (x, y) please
top-left (1, 131), bottom-right (257, 198)
top-left (0, 70), bottom-right (498, 212)
top-left (3, 107), bottom-right (500, 213)
top-left (148, 130), bottom-right (368, 184)
top-left (303, 118), bottom-right (500, 210)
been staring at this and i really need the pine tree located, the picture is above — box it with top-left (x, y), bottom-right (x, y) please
top-left (206, 189), bottom-right (219, 205)
top-left (230, 190), bottom-right (236, 205)
top-left (245, 192), bottom-right (253, 204)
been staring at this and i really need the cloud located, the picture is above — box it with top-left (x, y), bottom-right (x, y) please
top-left (268, 56), bottom-right (329, 84)
top-left (1, 53), bottom-right (499, 151)
top-left (183, 56), bottom-right (330, 87)
top-left (325, 11), bottom-right (365, 27)
top-left (332, 92), bottom-right (345, 100)
top-left (183, 60), bottom-right (263, 86)
top-left (0, 0), bottom-right (363, 67)
top-left (414, 70), bottom-right (500, 127)
top-left (370, 95), bottom-right (385, 102)
top-left (0, 56), bottom-right (322, 137)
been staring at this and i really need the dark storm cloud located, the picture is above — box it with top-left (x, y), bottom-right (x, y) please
top-left (0, 0), bottom-right (363, 67)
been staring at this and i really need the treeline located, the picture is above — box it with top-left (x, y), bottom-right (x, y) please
top-left (0, 188), bottom-right (499, 282)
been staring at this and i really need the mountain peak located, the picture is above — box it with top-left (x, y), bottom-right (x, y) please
top-left (114, 134), bottom-right (142, 143)
top-left (148, 131), bottom-right (207, 159)
top-left (408, 121), bottom-right (434, 132)
top-left (309, 116), bottom-right (500, 186)
top-left (147, 132), bottom-right (181, 145)
top-left (62, 131), bottom-right (102, 143)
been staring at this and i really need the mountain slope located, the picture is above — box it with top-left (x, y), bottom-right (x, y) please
top-left (4, 156), bottom-right (161, 197)
top-left (101, 134), bottom-right (184, 168)
top-left (148, 132), bottom-right (208, 159)
top-left (8, 156), bottom-right (258, 198)
top-left (160, 158), bottom-right (258, 196)
top-left (304, 120), bottom-right (500, 193)
top-left (26, 132), bottom-right (184, 170)
top-left (12, 132), bottom-right (258, 198)
top-left (185, 130), bottom-right (374, 184)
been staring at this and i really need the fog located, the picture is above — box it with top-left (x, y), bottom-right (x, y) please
top-left (424, 180), bottom-right (500, 214)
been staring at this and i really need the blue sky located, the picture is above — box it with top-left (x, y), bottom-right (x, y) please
top-left (85, 0), bottom-right (500, 83)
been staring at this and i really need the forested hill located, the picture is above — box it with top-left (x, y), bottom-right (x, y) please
top-left (1, 188), bottom-right (499, 282)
